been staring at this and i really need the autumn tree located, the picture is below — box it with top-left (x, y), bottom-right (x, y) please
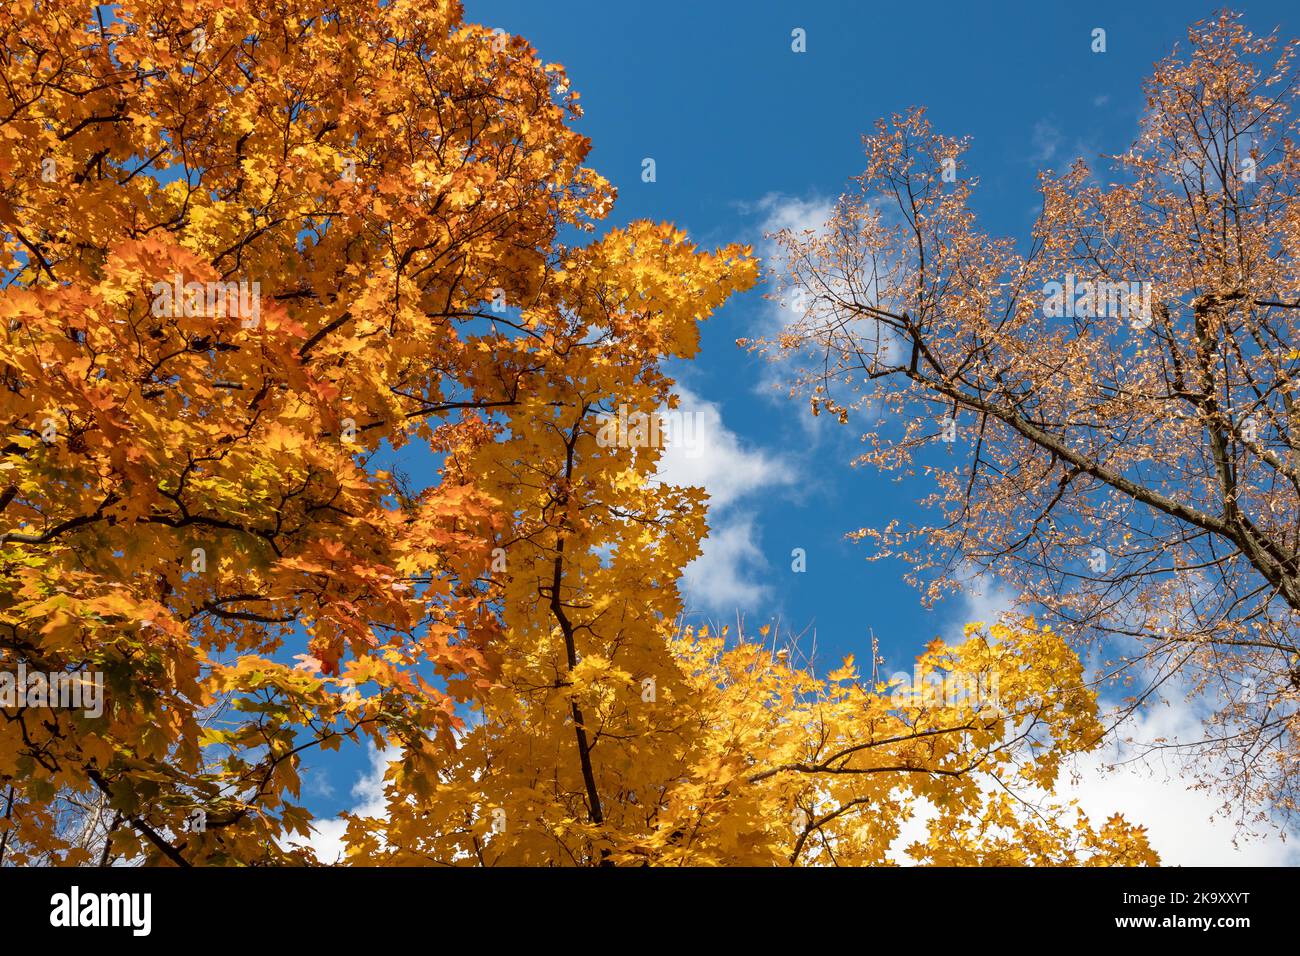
top-left (0, 0), bottom-right (700, 865)
top-left (749, 13), bottom-right (1300, 822)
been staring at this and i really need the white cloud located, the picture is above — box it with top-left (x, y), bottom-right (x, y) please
top-left (680, 516), bottom-right (768, 613)
top-left (1025, 118), bottom-right (1105, 184)
top-left (301, 766), bottom-right (335, 800)
top-left (657, 385), bottom-right (793, 510)
top-left (655, 385), bottom-right (794, 614)
top-left (747, 192), bottom-right (836, 338)
top-left (1059, 699), bottom-right (1300, 865)
top-left (1030, 119), bottom-right (1063, 162)
top-left (297, 745), bottom-right (397, 864)
top-left (753, 193), bottom-right (836, 247)
top-left (741, 192), bottom-right (901, 438)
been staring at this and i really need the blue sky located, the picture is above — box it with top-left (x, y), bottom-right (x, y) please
top-left (299, 0), bottom-right (1300, 864)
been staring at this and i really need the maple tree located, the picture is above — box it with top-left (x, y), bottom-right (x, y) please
top-left (748, 12), bottom-right (1300, 822)
top-left (0, 0), bottom-right (1153, 866)
top-left (0, 0), bottom-right (623, 865)
top-left (343, 612), bottom-right (1157, 866)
